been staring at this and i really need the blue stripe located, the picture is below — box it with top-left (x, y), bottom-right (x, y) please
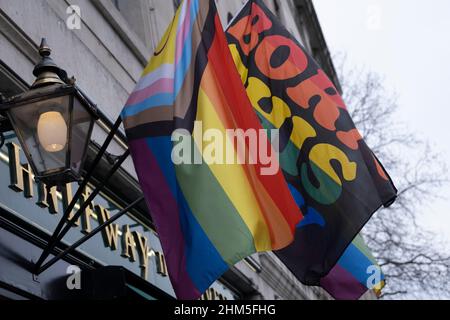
top-left (288, 184), bottom-right (305, 207)
top-left (146, 137), bottom-right (178, 196)
top-left (176, 183), bottom-right (229, 293)
top-left (122, 93), bottom-right (174, 118)
top-left (298, 207), bottom-right (325, 228)
top-left (338, 243), bottom-right (385, 287)
top-left (146, 136), bottom-right (228, 293)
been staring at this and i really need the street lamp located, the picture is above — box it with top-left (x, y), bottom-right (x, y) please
top-left (0, 39), bottom-right (98, 186)
top-left (0, 38), bottom-right (143, 276)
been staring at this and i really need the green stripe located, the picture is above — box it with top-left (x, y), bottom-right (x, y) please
top-left (352, 234), bottom-right (377, 264)
top-left (175, 137), bottom-right (257, 265)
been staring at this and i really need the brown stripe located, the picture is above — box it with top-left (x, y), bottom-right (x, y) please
top-left (174, 0), bottom-right (210, 119)
top-left (123, 105), bottom-right (173, 130)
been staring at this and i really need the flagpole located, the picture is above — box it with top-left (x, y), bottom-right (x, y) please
top-left (33, 116), bottom-right (123, 273)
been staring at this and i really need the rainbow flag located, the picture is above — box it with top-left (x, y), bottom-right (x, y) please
top-left (226, 0), bottom-right (396, 299)
top-left (121, 0), bottom-right (302, 299)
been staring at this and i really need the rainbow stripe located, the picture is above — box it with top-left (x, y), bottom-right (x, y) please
top-left (122, 0), bottom-right (302, 300)
top-left (320, 235), bottom-right (385, 299)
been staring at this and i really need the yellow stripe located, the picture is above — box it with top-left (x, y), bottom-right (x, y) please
top-left (194, 87), bottom-right (272, 252)
top-left (141, 1), bottom-right (182, 76)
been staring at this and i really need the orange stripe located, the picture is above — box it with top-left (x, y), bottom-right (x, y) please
top-left (201, 61), bottom-right (298, 249)
top-left (207, 15), bottom-right (303, 237)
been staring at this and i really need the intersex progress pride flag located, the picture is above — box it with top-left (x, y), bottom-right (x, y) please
top-left (121, 0), bottom-right (302, 299)
top-left (226, 0), bottom-right (397, 295)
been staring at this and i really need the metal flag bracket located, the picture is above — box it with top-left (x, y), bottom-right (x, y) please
top-left (32, 116), bottom-right (144, 275)
top-left (34, 117), bottom-right (144, 275)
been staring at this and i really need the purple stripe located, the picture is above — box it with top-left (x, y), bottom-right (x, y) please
top-left (129, 138), bottom-right (200, 299)
top-left (126, 78), bottom-right (174, 106)
top-left (320, 264), bottom-right (368, 300)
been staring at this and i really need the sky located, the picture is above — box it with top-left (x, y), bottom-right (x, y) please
top-left (312, 0), bottom-right (450, 243)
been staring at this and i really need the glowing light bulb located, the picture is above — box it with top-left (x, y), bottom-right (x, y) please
top-left (37, 111), bottom-right (67, 152)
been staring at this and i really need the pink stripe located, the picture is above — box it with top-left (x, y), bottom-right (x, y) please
top-left (126, 78), bottom-right (174, 106)
top-left (175, 0), bottom-right (192, 63)
top-left (129, 138), bottom-right (200, 299)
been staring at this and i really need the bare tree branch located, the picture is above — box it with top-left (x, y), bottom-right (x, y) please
top-left (335, 53), bottom-right (450, 299)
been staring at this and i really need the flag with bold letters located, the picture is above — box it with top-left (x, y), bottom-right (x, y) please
top-left (226, 0), bottom-right (396, 299)
top-left (121, 0), bottom-right (302, 299)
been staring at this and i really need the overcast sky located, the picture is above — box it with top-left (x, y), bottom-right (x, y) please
top-left (312, 0), bottom-right (450, 243)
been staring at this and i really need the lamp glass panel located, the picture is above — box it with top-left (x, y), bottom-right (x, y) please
top-left (69, 97), bottom-right (94, 174)
top-left (8, 96), bottom-right (70, 176)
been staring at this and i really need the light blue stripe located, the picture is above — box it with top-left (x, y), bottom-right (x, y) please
top-left (122, 93), bottom-right (174, 118)
top-left (173, 0), bottom-right (199, 95)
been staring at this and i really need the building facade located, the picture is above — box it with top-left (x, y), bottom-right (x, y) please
top-left (0, 0), bottom-right (355, 300)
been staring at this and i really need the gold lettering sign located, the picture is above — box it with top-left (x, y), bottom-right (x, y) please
top-left (96, 205), bottom-right (120, 250)
top-left (200, 288), bottom-right (227, 300)
top-left (36, 183), bottom-right (58, 214)
top-left (155, 251), bottom-right (168, 277)
top-left (133, 231), bottom-right (150, 279)
top-left (7, 143), bottom-right (33, 197)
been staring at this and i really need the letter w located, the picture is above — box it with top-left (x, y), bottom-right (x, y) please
top-left (96, 205), bottom-right (120, 250)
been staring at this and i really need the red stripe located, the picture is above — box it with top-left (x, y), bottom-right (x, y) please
top-left (207, 14), bottom-right (302, 234)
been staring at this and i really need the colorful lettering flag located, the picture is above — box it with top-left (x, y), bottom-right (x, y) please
top-left (226, 0), bottom-right (396, 298)
top-left (121, 0), bottom-right (302, 299)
